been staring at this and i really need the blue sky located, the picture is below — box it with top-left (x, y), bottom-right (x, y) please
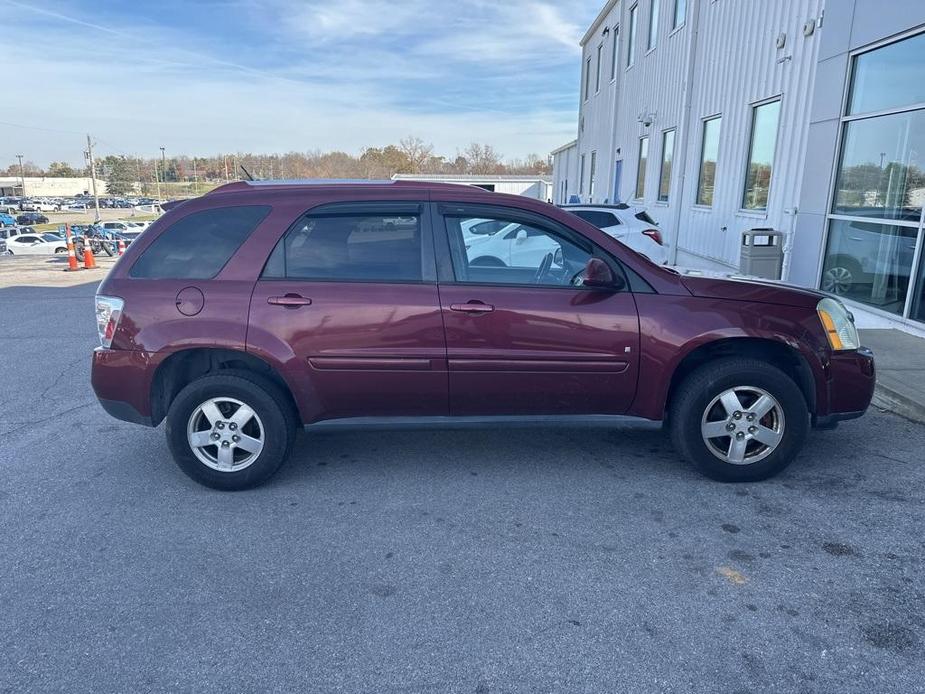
top-left (3, 0), bottom-right (602, 167)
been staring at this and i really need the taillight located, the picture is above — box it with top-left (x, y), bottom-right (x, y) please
top-left (95, 295), bottom-right (124, 348)
top-left (642, 229), bottom-right (663, 245)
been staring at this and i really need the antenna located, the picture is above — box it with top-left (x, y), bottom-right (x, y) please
top-left (240, 164), bottom-right (255, 181)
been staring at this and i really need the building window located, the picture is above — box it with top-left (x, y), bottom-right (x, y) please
top-left (627, 5), bottom-right (638, 67)
top-left (742, 99), bottom-right (781, 210)
top-left (584, 57), bottom-right (591, 100)
top-left (635, 137), bottom-right (649, 199)
top-left (658, 129), bottom-right (675, 202)
top-left (696, 116), bottom-right (721, 206)
top-left (579, 154), bottom-right (586, 194)
top-left (821, 31), bottom-right (925, 322)
top-left (610, 24), bottom-right (620, 79)
top-left (848, 31), bottom-right (925, 116)
top-left (595, 43), bottom-right (603, 92)
top-left (647, 0), bottom-right (660, 50)
top-left (589, 151), bottom-right (598, 198)
top-left (673, 0), bottom-right (686, 29)
top-left (831, 110), bottom-right (925, 223)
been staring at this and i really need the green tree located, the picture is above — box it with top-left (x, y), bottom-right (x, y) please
top-left (46, 161), bottom-right (79, 177)
top-left (102, 155), bottom-right (136, 196)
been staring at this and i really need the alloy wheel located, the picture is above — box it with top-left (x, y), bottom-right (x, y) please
top-left (186, 397), bottom-right (264, 472)
top-left (822, 266), bottom-right (853, 295)
top-left (700, 386), bottom-right (785, 465)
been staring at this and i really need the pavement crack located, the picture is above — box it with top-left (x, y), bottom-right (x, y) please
top-left (0, 400), bottom-right (97, 437)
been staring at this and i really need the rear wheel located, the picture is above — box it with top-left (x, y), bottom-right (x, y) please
top-left (165, 371), bottom-right (297, 490)
top-left (669, 358), bottom-right (809, 482)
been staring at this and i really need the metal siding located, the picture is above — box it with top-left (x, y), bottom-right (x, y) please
top-left (560, 0), bottom-right (824, 270)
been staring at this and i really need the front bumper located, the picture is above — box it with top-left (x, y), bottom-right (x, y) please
top-left (819, 346), bottom-right (875, 424)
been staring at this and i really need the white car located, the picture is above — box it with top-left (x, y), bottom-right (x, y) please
top-left (99, 221), bottom-right (133, 234)
top-left (4, 233), bottom-right (68, 256)
top-left (460, 218), bottom-right (512, 250)
top-left (560, 204), bottom-right (668, 264)
top-left (466, 223), bottom-right (567, 269)
top-left (31, 201), bottom-right (60, 212)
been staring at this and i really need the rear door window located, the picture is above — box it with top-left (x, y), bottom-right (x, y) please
top-left (263, 210), bottom-right (425, 282)
top-left (130, 205), bottom-right (270, 279)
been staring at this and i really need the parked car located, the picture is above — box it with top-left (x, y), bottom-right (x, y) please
top-left (560, 204), bottom-right (668, 264)
top-left (91, 181), bottom-right (875, 491)
top-left (0, 198), bottom-right (19, 214)
top-left (4, 233), bottom-right (68, 255)
top-left (0, 226), bottom-right (29, 240)
top-left (16, 213), bottom-right (48, 225)
top-left (0, 213), bottom-right (16, 227)
top-left (821, 220), bottom-right (918, 297)
top-left (22, 200), bottom-right (59, 212)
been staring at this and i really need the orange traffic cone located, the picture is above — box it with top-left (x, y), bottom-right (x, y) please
top-left (117, 238), bottom-right (126, 256)
top-left (64, 225), bottom-right (81, 272)
top-left (83, 243), bottom-right (98, 270)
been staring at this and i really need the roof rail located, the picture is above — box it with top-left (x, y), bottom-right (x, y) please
top-left (206, 178), bottom-right (477, 195)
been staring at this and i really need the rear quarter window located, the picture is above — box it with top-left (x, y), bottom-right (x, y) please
top-left (571, 210), bottom-right (621, 228)
top-left (130, 205), bottom-right (270, 279)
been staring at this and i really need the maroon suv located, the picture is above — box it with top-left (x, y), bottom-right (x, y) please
top-left (91, 181), bottom-right (875, 490)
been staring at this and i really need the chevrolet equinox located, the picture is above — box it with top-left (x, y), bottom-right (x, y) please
top-left (91, 181), bottom-right (875, 490)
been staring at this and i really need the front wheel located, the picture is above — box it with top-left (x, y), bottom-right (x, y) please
top-left (669, 358), bottom-right (809, 482)
top-left (165, 371), bottom-right (298, 490)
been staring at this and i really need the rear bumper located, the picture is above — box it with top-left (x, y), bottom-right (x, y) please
top-left (91, 348), bottom-right (158, 427)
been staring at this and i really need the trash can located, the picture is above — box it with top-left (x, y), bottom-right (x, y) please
top-left (740, 228), bottom-right (784, 280)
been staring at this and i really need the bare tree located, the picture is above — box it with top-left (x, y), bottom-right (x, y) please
top-left (462, 143), bottom-right (504, 175)
top-left (399, 136), bottom-right (435, 174)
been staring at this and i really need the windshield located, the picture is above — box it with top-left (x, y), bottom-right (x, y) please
top-left (42, 233), bottom-right (63, 242)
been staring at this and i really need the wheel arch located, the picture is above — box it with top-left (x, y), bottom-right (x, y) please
top-left (664, 337), bottom-right (817, 421)
top-left (149, 347), bottom-right (302, 427)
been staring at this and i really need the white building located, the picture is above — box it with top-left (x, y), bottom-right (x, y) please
top-left (0, 176), bottom-right (107, 197)
top-left (554, 0), bottom-right (925, 334)
top-left (551, 140), bottom-right (579, 204)
top-left (391, 174), bottom-right (552, 201)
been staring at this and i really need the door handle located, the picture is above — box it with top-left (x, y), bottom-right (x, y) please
top-left (268, 294), bottom-right (312, 307)
top-left (450, 301), bottom-right (494, 314)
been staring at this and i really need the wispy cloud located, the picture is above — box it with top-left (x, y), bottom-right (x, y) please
top-left (1, 0), bottom-right (601, 166)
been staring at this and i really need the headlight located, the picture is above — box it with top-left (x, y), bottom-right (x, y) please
top-left (817, 297), bottom-right (859, 351)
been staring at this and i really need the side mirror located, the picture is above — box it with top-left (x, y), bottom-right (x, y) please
top-left (582, 258), bottom-right (625, 291)
top-left (515, 229), bottom-right (528, 243)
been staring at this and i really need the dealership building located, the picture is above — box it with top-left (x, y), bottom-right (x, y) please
top-left (552, 0), bottom-right (925, 334)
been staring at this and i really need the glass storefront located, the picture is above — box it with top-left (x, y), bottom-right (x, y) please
top-left (822, 30), bottom-right (925, 324)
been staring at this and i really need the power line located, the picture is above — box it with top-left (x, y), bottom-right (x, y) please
top-left (0, 119), bottom-right (84, 136)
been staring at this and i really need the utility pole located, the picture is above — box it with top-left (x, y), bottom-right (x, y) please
top-left (159, 146), bottom-right (167, 199)
top-left (16, 154), bottom-right (25, 197)
top-left (153, 157), bottom-right (162, 204)
top-left (192, 157), bottom-right (198, 195)
top-left (86, 135), bottom-right (101, 223)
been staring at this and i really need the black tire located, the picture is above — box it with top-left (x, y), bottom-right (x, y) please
top-left (165, 370), bottom-right (298, 490)
top-left (668, 357), bottom-right (809, 482)
top-left (470, 256), bottom-right (506, 267)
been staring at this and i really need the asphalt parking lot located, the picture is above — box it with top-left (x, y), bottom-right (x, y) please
top-left (1, 266), bottom-right (924, 693)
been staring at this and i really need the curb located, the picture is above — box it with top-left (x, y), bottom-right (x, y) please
top-left (872, 384), bottom-right (925, 425)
